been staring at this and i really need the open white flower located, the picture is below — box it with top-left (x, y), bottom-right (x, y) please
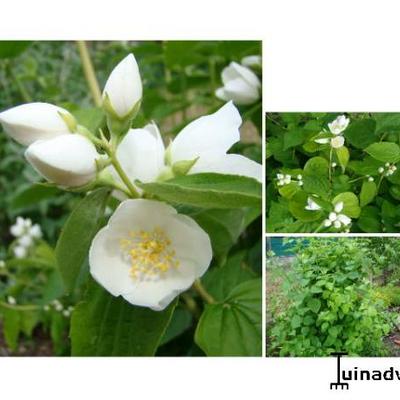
top-left (0, 102), bottom-right (75, 146)
top-left (25, 134), bottom-right (99, 187)
top-left (89, 199), bottom-right (212, 311)
top-left (330, 135), bottom-right (345, 149)
top-left (305, 197), bottom-right (321, 211)
top-left (216, 62), bottom-right (261, 105)
top-left (102, 53), bottom-right (142, 119)
top-left (14, 246), bottom-right (27, 259)
top-left (328, 115), bottom-right (350, 135)
top-left (111, 102), bottom-right (262, 192)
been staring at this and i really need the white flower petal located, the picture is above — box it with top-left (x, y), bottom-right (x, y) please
top-left (314, 138), bottom-right (330, 144)
top-left (103, 54), bottom-right (142, 118)
top-left (0, 102), bottom-right (73, 146)
top-left (330, 135), bottom-right (345, 148)
top-left (329, 212), bottom-right (337, 221)
top-left (328, 115), bottom-right (350, 135)
top-left (215, 87), bottom-right (230, 102)
top-left (25, 134), bottom-right (99, 187)
top-left (324, 219), bottom-right (332, 227)
top-left (190, 153), bottom-right (262, 182)
top-left (222, 62), bottom-right (261, 90)
top-left (220, 77), bottom-right (260, 105)
top-left (334, 201), bottom-right (344, 213)
top-left (89, 199), bottom-right (212, 311)
top-left (113, 124), bottom-right (165, 185)
top-left (337, 214), bottom-right (351, 226)
top-left (170, 102), bottom-right (241, 163)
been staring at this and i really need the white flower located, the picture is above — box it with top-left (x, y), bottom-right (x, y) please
top-left (368, 177), bottom-right (374, 182)
top-left (7, 296), bottom-right (16, 305)
top-left (10, 217), bottom-right (27, 237)
top-left (334, 201), bottom-right (344, 213)
top-left (29, 224), bottom-right (42, 239)
top-left (43, 305), bottom-right (50, 311)
top-left (324, 205), bottom-right (351, 230)
top-left (63, 310), bottom-right (71, 318)
top-left (0, 102), bottom-right (75, 146)
top-left (241, 55), bottom-right (262, 69)
top-left (378, 167), bottom-right (385, 173)
top-left (305, 197), bottom-right (321, 211)
top-left (314, 138), bottom-right (330, 144)
top-left (14, 246), bottom-right (27, 259)
top-left (298, 180), bottom-right (303, 186)
top-left (276, 173), bottom-right (284, 180)
top-left (283, 174), bottom-right (291, 184)
top-left (25, 134), bottom-right (99, 187)
top-left (328, 115), bottom-right (350, 135)
top-left (89, 199), bottom-right (212, 311)
top-left (331, 162), bottom-right (337, 167)
top-left (111, 102), bottom-right (262, 191)
top-left (297, 174), bottom-right (302, 180)
top-left (385, 162), bottom-right (390, 167)
top-left (103, 54), bottom-right (142, 119)
top-left (330, 135), bottom-right (345, 149)
top-left (0, 260), bottom-right (5, 269)
top-left (215, 62), bottom-right (261, 105)
top-left (18, 235), bottom-right (33, 247)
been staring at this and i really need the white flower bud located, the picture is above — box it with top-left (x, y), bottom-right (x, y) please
top-left (385, 162), bottom-right (390, 167)
top-left (14, 246), bottom-right (27, 259)
top-left (333, 220), bottom-right (341, 229)
top-left (7, 296), bottom-right (16, 305)
top-left (0, 102), bottom-right (75, 146)
top-left (368, 177), bottom-right (374, 182)
top-left (331, 162), bottom-right (337, 168)
top-left (297, 174), bottom-right (302, 180)
top-left (215, 62), bottom-right (261, 105)
top-left (329, 212), bottom-right (337, 221)
top-left (25, 134), bottom-right (99, 187)
top-left (241, 55), bottom-right (262, 69)
top-left (324, 219), bottom-right (332, 227)
top-left (29, 224), bottom-right (42, 239)
top-left (0, 260), bottom-right (5, 269)
top-left (378, 167), bottom-right (384, 173)
top-left (103, 54), bottom-right (142, 119)
top-left (337, 214), bottom-right (351, 226)
top-left (276, 173), bottom-right (284, 180)
top-left (305, 197), bottom-right (321, 211)
top-left (18, 235), bottom-right (33, 248)
top-left (334, 201), bottom-right (344, 213)
top-left (298, 180), bottom-right (303, 186)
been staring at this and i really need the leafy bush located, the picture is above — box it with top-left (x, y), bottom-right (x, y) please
top-left (268, 238), bottom-right (392, 356)
top-left (267, 112), bottom-right (400, 233)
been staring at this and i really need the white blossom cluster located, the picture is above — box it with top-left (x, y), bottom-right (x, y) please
top-left (314, 115), bottom-right (350, 149)
top-left (43, 299), bottom-right (74, 318)
top-left (323, 202), bottom-right (351, 231)
top-left (378, 163), bottom-right (397, 176)
top-left (276, 173), bottom-right (303, 186)
top-left (10, 217), bottom-right (42, 259)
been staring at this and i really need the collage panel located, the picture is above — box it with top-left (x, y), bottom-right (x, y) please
top-left (266, 236), bottom-right (400, 357)
top-left (0, 40), bottom-right (263, 357)
top-left (266, 112), bottom-right (400, 233)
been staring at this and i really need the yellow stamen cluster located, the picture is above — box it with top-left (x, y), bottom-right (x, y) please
top-left (120, 227), bottom-right (180, 281)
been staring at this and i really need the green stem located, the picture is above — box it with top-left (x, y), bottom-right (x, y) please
top-left (110, 154), bottom-right (140, 198)
top-left (348, 176), bottom-right (368, 184)
top-left (328, 147), bottom-right (333, 185)
top-left (377, 174), bottom-right (385, 192)
top-left (192, 279), bottom-right (216, 304)
top-left (76, 41), bottom-right (102, 107)
top-left (181, 293), bottom-right (201, 318)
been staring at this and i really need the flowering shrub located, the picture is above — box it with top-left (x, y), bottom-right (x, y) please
top-left (267, 112), bottom-right (400, 232)
top-left (267, 238), bottom-right (393, 356)
top-left (0, 41), bottom-right (262, 356)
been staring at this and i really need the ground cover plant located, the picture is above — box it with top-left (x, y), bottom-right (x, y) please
top-left (266, 237), bottom-right (400, 357)
top-left (0, 41), bottom-right (262, 356)
top-left (267, 112), bottom-right (400, 233)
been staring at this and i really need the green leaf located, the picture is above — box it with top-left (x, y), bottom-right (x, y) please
top-left (291, 315), bottom-right (302, 329)
top-left (137, 173), bottom-right (261, 209)
top-left (278, 182), bottom-right (301, 199)
top-left (335, 146), bottom-right (349, 172)
top-left (0, 305), bottom-right (20, 351)
top-left (332, 192), bottom-right (361, 218)
top-left (303, 157), bottom-right (329, 197)
top-left (365, 142), bottom-right (400, 163)
top-left (357, 206), bottom-right (381, 232)
top-left (374, 113), bottom-right (400, 134)
top-left (283, 129), bottom-right (305, 150)
top-left (360, 180), bottom-right (377, 207)
top-left (307, 298), bottom-right (321, 313)
top-left (189, 208), bottom-right (248, 262)
top-left (195, 279), bottom-right (261, 356)
top-left (288, 191), bottom-right (323, 222)
top-left (55, 188), bottom-right (110, 293)
top-left (164, 41), bottom-right (202, 69)
top-left (0, 41), bottom-right (31, 58)
top-left (71, 280), bottom-right (177, 356)
top-left (202, 251), bottom-right (256, 300)
top-left (159, 308), bottom-right (192, 346)
top-left (344, 118), bottom-right (377, 148)
top-left (10, 184), bottom-right (60, 210)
